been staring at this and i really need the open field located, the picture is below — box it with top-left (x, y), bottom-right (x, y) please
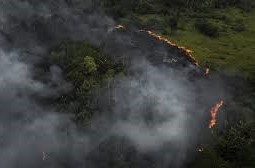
top-left (122, 7), bottom-right (255, 78)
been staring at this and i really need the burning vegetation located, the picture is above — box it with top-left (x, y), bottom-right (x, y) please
top-left (140, 30), bottom-right (199, 66)
top-left (209, 100), bottom-right (224, 128)
top-left (0, 0), bottom-right (254, 168)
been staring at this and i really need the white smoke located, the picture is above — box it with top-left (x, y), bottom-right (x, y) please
top-left (0, 49), bottom-right (93, 168)
top-left (0, 0), bottom-right (228, 168)
top-left (0, 50), bottom-right (43, 90)
top-left (110, 60), bottom-right (226, 155)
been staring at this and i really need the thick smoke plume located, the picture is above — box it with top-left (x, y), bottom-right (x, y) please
top-left (107, 59), bottom-right (226, 167)
top-left (0, 0), bottom-right (113, 167)
top-left (0, 0), bottom-right (114, 52)
top-left (0, 0), bottom-right (228, 168)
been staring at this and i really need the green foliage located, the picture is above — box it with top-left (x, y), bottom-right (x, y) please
top-left (190, 147), bottom-right (233, 168)
top-left (189, 121), bottom-right (255, 168)
top-left (232, 20), bottom-right (246, 32)
top-left (195, 19), bottom-right (220, 37)
top-left (163, 14), bottom-right (180, 34)
top-left (50, 41), bottom-right (124, 123)
top-left (214, 121), bottom-right (255, 167)
top-left (83, 56), bottom-right (97, 74)
top-left (81, 78), bottom-right (99, 91)
top-left (102, 1), bottom-right (255, 78)
top-left (101, 0), bottom-right (254, 17)
top-left (213, 0), bottom-right (255, 10)
top-left (101, 0), bottom-right (155, 18)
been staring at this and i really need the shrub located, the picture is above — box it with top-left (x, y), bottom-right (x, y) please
top-left (49, 41), bottom-right (124, 123)
top-left (83, 56), bottom-right (97, 74)
top-left (195, 19), bottom-right (220, 37)
top-left (168, 16), bottom-right (178, 34)
top-left (232, 21), bottom-right (246, 32)
top-left (215, 121), bottom-right (255, 166)
top-left (144, 17), bottom-right (164, 31)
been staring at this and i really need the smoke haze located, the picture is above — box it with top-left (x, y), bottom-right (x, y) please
top-left (0, 0), bottom-right (228, 168)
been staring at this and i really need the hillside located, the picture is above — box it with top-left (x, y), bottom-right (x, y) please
top-left (99, 0), bottom-right (255, 167)
top-left (101, 0), bottom-right (255, 78)
top-left (0, 1), bottom-right (254, 168)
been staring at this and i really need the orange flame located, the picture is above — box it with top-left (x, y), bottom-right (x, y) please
top-left (140, 30), bottom-right (199, 66)
top-left (209, 100), bottom-right (224, 128)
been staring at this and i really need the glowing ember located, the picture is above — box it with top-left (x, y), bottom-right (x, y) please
top-left (205, 68), bottom-right (210, 75)
top-left (197, 147), bottom-right (204, 152)
top-left (114, 24), bottom-right (125, 29)
top-left (140, 30), bottom-right (199, 66)
top-left (209, 100), bottom-right (224, 128)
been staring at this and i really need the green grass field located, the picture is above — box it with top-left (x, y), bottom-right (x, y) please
top-left (129, 8), bottom-right (255, 78)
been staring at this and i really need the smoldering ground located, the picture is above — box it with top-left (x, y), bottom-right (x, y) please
top-left (0, 0), bottom-right (228, 168)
